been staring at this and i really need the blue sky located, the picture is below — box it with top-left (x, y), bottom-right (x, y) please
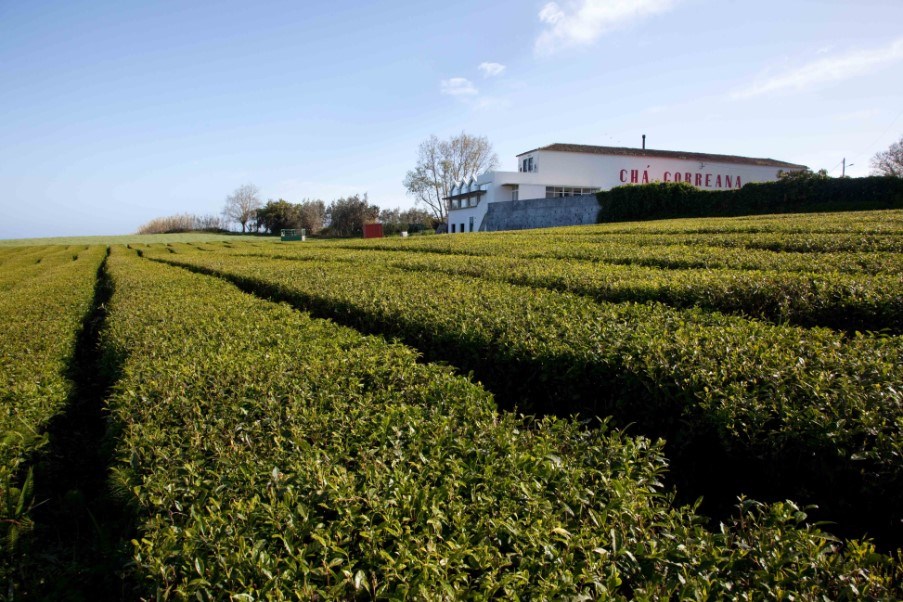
top-left (1, 0), bottom-right (901, 238)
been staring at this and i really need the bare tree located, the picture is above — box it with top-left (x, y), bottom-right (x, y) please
top-left (871, 135), bottom-right (903, 177)
top-left (223, 183), bottom-right (262, 232)
top-left (403, 132), bottom-right (499, 222)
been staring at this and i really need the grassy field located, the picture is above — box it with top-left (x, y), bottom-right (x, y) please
top-left (0, 231), bottom-right (273, 247)
top-left (2, 210), bottom-right (902, 599)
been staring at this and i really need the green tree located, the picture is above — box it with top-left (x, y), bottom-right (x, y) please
top-left (256, 199), bottom-right (327, 234)
top-left (327, 194), bottom-right (379, 237)
top-left (297, 199), bottom-right (327, 234)
top-left (256, 199), bottom-right (300, 234)
top-left (777, 168), bottom-right (829, 181)
top-left (379, 206), bottom-right (435, 235)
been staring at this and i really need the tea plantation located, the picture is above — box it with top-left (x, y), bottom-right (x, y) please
top-left (2, 210), bottom-right (902, 599)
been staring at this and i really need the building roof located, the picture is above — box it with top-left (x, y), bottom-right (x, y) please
top-left (516, 143), bottom-right (807, 169)
top-left (445, 189), bottom-right (487, 201)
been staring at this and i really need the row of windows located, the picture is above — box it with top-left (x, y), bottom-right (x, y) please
top-left (450, 197), bottom-right (479, 209)
top-left (545, 186), bottom-right (599, 198)
top-left (450, 217), bottom-right (475, 233)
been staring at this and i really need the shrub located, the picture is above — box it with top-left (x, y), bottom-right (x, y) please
top-left (597, 177), bottom-right (903, 222)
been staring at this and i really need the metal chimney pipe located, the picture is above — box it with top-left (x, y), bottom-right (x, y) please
top-left (642, 134), bottom-right (646, 150)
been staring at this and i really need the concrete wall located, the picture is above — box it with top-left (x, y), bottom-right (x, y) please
top-left (481, 194), bottom-right (599, 232)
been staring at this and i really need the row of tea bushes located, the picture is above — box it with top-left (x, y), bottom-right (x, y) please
top-left (479, 228), bottom-right (903, 254)
top-left (548, 209), bottom-right (903, 235)
top-left (102, 248), bottom-right (899, 599)
top-left (145, 248), bottom-right (903, 545)
top-left (155, 227), bottom-right (900, 277)
top-left (372, 252), bottom-right (903, 334)
top-left (331, 234), bottom-right (902, 276)
top-left (0, 245), bottom-right (106, 567)
top-left (224, 245), bottom-right (901, 334)
top-left (323, 209), bottom-right (903, 275)
top-left (0, 245), bottom-right (90, 291)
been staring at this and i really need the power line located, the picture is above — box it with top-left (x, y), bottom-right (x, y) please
top-left (836, 108), bottom-right (903, 174)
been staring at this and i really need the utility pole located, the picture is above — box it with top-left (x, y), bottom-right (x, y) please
top-left (841, 157), bottom-right (853, 177)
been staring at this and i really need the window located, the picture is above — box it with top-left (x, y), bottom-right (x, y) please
top-left (520, 157), bottom-right (536, 173)
top-left (545, 186), bottom-right (600, 198)
top-left (511, 185), bottom-right (519, 201)
top-left (469, 217), bottom-right (474, 232)
top-left (460, 223), bottom-right (465, 234)
top-left (451, 223), bottom-right (456, 233)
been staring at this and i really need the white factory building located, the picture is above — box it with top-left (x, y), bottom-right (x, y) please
top-left (445, 143), bottom-right (807, 233)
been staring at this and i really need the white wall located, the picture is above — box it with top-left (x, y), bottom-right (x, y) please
top-left (447, 149), bottom-right (800, 232)
top-left (524, 150), bottom-right (787, 190)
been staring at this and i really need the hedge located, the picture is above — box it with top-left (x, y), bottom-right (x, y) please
top-left (596, 177), bottom-right (903, 222)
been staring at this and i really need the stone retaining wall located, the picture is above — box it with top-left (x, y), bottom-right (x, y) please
top-left (480, 195), bottom-right (598, 231)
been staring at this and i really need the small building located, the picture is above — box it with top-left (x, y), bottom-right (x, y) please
top-left (363, 223), bottom-right (384, 239)
top-left (445, 143), bottom-right (807, 233)
top-left (280, 228), bottom-right (306, 241)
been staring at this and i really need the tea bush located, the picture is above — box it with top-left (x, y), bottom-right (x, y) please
top-left (0, 245), bottom-right (93, 291)
top-left (223, 246), bottom-right (901, 333)
top-left (325, 209), bottom-right (903, 275)
top-left (145, 246), bottom-right (903, 545)
top-left (103, 248), bottom-right (899, 599)
top-left (0, 245), bottom-right (107, 580)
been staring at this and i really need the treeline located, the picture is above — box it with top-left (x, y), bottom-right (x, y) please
top-left (139, 196), bottom-right (435, 238)
top-left (596, 174), bottom-right (903, 222)
top-left (137, 213), bottom-right (226, 234)
top-left (256, 193), bottom-right (434, 237)
top-left (377, 206), bottom-right (435, 235)
top-left (255, 198), bottom-right (326, 234)
top-left (258, 195), bottom-right (435, 237)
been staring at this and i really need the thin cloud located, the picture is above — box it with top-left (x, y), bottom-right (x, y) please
top-left (478, 62), bottom-right (506, 77)
top-left (269, 179), bottom-right (366, 202)
top-left (440, 77), bottom-right (478, 96)
top-left (474, 96), bottom-right (512, 111)
top-left (835, 108), bottom-right (881, 122)
top-left (535, 0), bottom-right (677, 55)
top-left (731, 38), bottom-right (903, 100)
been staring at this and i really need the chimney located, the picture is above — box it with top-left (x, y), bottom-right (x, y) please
top-left (642, 134), bottom-right (646, 150)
